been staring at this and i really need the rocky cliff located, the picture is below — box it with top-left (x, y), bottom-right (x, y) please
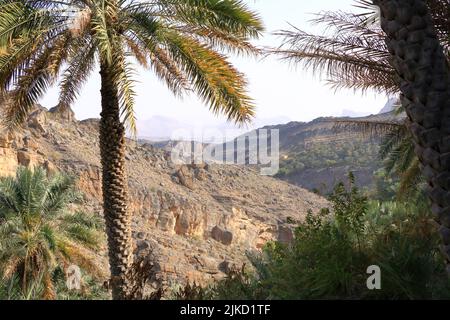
top-left (0, 105), bottom-right (328, 290)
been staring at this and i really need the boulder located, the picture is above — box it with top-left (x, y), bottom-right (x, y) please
top-left (17, 150), bottom-right (33, 167)
top-left (211, 226), bottom-right (233, 246)
top-left (0, 147), bottom-right (18, 176)
top-left (195, 168), bottom-right (208, 181)
top-left (176, 165), bottom-right (195, 190)
top-left (195, 255), bottom-right (219, 274)
top-left (0, 130), bottom-right (13, 148)
top-left (23, 136), bottom-right (40, 151)
top-left (27, 107), bottom-right (47, 133)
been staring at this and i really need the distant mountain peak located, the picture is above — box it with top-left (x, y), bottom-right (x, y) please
top-left (379, 96), bottom-right (401, 114)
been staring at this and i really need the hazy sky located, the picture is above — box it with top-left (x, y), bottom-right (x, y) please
top-left (40, 0), bottom-right (388, 136)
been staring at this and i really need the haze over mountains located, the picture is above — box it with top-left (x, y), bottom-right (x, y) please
top-left (136, 98), bottom-right (395, 142)
top-left (140, 98), bottom-right (400, 195)
top-left (137, 115), bottom-right (291, 142)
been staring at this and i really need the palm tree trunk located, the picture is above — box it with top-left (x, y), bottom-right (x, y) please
top-left (374, 0), bottom-right (450, 271)
top-left (99, 62), bottom-right (134, 299)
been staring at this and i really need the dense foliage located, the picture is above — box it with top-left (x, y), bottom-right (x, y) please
top-left (0, 167), bottom-right (105, 300)
top-left (277, 137), bottom-right (380, 178)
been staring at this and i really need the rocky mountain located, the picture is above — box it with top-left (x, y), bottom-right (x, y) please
top-left (0, 105), bottom-right (328, 291)
top-left (144, 111), bottom-right (401, 196)
top-left (378, 97), bottom-right (400, 114)
top-left (252, 112), bottom-right (402, 194)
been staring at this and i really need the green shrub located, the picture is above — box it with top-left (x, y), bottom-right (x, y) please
top-left (202, 175), bottom-right (450, 300)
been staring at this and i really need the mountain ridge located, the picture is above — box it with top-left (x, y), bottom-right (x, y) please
top-left (0, 105), bottom-right (327, 291)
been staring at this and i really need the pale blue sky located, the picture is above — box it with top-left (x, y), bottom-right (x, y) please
top-left (40, 0), bottom-right (387, 137)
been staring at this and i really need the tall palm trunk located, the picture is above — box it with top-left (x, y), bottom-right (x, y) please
top-left (374, 0), bottom-right (450, 271)
top-left (99, 62), bottom-right (134, 299)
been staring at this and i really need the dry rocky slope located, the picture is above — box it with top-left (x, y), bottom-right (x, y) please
top-left (0, 105), bottom-right (328, 289)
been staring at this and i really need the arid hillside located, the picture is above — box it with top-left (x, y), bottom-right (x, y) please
top-left (0, 105), bottom-right (328, 290)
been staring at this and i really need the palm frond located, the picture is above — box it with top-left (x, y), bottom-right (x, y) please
top-left (2, 32), bottom-right (71, 128)
top-left (0, 1), bottom-right (68, 92)
top-left (56, 237), bottom-right (104, 278)
top-left (42, 172), bottom-right (76, 215)
top-left (63, 224), bottom-right (101, 249)
top-left (59, 37), bottom-right (97, 108)
top-left (124, 14), bottom-right (190, 96)
top-left (310, 9), bottom-right (383, 38)
top-left (90, 3), bottom-right (113, 64)
top-left (136, 0), bottom-right (263, 38)
top-left (0, 167), bottom-right (104, 298)
top-left (272, 25), bottom-right (397, 94)
top-left (123, 0), bottom-right (262, 57)
top-left (333, 119), bottom-right (406, 140)
top-left (396, 158), bottom-right (423, 200)
top-left (0, 1), bottom-right (67, 47)
top-left (178, 26), bottom-right (261, 56)
top-left (0, 175), bottom-right (19, 216)
top-left (124, 35), bottom-right (149, 68)
top-left (108, 38), bottom-right (138, 136)
top-left (162, 31), bottom-right (255, 124)
top-left (383, 136), bottom-right (415, 175)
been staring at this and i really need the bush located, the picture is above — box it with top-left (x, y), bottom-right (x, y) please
top-left (202, 175), bottom-right (450, 300)
top-left (172, 266), bottom-right (266, 300)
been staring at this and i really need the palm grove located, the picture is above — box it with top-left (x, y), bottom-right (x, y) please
top-left (0, 0), bottom-right (449, 300)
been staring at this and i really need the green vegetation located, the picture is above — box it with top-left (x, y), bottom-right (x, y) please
top-left (192, 175), bottom-right (450, 300)
top-left (277, 138), bottom-right (380, 178)
top-left (0, 167), bottom-right (105, 300)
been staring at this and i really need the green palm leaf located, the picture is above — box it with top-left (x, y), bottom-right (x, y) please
top-left (0, 167), bottom-right (103, 299)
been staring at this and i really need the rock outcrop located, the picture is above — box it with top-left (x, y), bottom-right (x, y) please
top-left (211, 226), bottom-right (233, 246)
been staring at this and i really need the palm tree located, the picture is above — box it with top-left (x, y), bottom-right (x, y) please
top-left (271, 0), bottom-right (450, 270)
top-left (0, 0), bottom-right (263, 299)
top-left (272, 0), bottom-right (448, 200)
top-left (272, 0), bottom-right (448, 95)
top-left (372, 0), bottom-right (450, 272)
top-left (0, 166), bottom-right (102, 299)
